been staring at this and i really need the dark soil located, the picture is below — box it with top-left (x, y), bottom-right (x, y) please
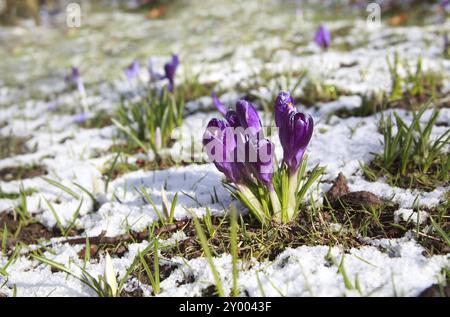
top-left (0, 213), bottom-right (81, 253)
top-left (0, 135), bottom-right (32, 160)
top-left (0, 165), bottom-right (47, 182)
top-left (418, 283), bottom-right (450, 297)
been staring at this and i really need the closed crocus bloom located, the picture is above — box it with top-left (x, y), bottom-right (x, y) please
top-left (247, 136), bottom-right (281, 220)
top-left (274, 91), bottom-right (295, 127)
top-left (248, 137), bottom-right (274, 188)
top-left (224, 110), bottom-right (239, 128)
top-left (203, 118), bottom-right (243, 184)
top-left (69, 67), bottom-right (86, 97)
top-left (235, 100), bottom-right (262, 136)
top-left (314, 25), bottom-right (331, 50)
top-left (125, 60), bottom-right (140, 82)
top-left (279, 110), bottom-right (314, 173)
top-left (164, 54), bottom-right (179, 92)
top-left (71, 66), bottom-right (80, 81)
top-left (212, 92), bottom-right (228, 115)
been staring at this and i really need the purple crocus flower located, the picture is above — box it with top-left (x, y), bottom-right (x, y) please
top-left (248, 137), bottom-right (274, 188)
top-left (204, 99), bottom-right (274, 189)
top-left (441, 0), bottom-right (449, 9)
top-left (125, 60), bottom-right (140, 82)
top-left (212, 92), bottom-right (228, 115)
top-left (274, 91), bottom-right (296, 127)
top-left (68, 67), bottom-right (86, 97)
top-left (164, 54), bottom-right (179, 92)
top-left (203, 118), bottom-right (243, 183)
top-left (73, 112), bottom-right (88, 124)
top-left (275, 91), bottom-right (314, 174)
top-left (314, 25), bottom-right (331, 50)
top-left (235, 100), bottom-right (262, 136)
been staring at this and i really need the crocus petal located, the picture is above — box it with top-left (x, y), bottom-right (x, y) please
top-left (47, 101), bottom-right (58, 111)
top-left (203, 118), bottom-right (248, 184)
top-left (279, 109), bottom-right (314, 173)
top-left (224, 110), bottom-right (239, 128)
top-left (314, 25), bottom-right (331, 50)
top-left (248, 137), bottom-right (274, 188)
top-left (274, 91), bottom-right (296, 127)
top-left (212, 92), bottom-right (227, 115)
top-left (164, 54), bottom-right (179, 92)
top-left (235, 100), bottom-right (262, 136)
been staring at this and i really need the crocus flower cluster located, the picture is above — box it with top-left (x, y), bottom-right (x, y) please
top-left (204, 91), bottom-right (314, 224)
top-left (314, 25), bottom-right (331, 50)
top-left (148, 54), bottom-right (180, 92)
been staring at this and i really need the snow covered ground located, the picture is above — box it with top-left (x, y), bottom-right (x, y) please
top-left (0, 0), bottom-right (448, 297)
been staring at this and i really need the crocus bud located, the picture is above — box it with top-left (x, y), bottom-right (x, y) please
top-left (235, 100), bottom-right (262, 136)
top-left (274, 91), bottom-right (296, 127)
top-left (69, 67), bottom-right (86, 98)
top-left (164, 54), bottom-right (179, 92)
top-left (248, 137), bottom-right (274, 189)
top-left (125, 60), bottom-right (140, 82)
top-left (314, 25), bottom-right (331, 50)
top-left (212, 92), bottom-right (227, 115)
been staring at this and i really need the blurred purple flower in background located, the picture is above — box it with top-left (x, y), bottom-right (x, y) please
top-left (125, 60), bottom-right (140, 82)
top-left (164, 54), bottom-right (179, 92)
top-left (68, 66), bottom-right (86, 97)
top-left (314, 25), bottom-right (331, 50)
top-left (235, 100), bottom-right (262, 136)
top-left (73, 112), bottom-right (88, 124)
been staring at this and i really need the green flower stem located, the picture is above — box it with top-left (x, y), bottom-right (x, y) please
top-left (237, 184), bottom-right (266, 222)
top-left (287, 169), bottom-right (299, 220)
top-left (269, 189), bottom-right (282, 221)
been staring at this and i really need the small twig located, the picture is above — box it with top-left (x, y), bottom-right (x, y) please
top-left (61, 220), bottom-right (190, 246)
